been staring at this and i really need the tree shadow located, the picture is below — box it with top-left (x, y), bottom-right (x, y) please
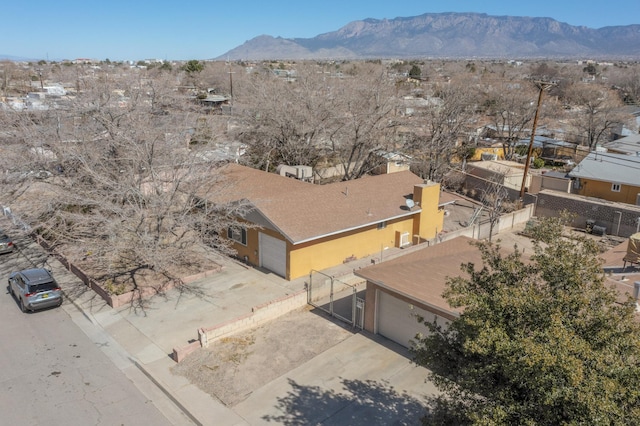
top-left (262, 377), bottom-right (426, 425)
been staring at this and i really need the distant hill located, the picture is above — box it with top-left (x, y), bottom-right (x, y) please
top-left (217, 12), bottom-right (640, 60)
top-left (0, 54), bottom-right (36, 62)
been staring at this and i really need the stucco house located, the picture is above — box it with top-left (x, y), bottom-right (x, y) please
top-left (569, 152), bottom-right (640, 205)
top-left (354, 236), bottom-right (482, 348)
top-left (202, 164), bottom-right (445, 280)
top-left (372, 151), bottom-right (413, 175)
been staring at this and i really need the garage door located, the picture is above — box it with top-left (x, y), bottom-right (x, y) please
top-left (259, 233), bottom-right (287, 278)
top-left (377, 290), bottom-right (433, 349)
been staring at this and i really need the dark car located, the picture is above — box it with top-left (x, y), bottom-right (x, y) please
top-left (0, 230), bottom-right (14, 254)
top-left (8, 268), bottom-right (63, 312)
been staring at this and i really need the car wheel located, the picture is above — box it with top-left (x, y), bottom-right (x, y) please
top-left (19, 298), bottom-right (27, 313)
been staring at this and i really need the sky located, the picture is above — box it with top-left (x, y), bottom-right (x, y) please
top-left (3, 0), bottom-right (640, 61)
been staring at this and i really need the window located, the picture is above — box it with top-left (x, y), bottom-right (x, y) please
top-left (227, 227), bottom-right (247, 245)
top-left (377, 221), bottom-right (387, 230)
top-left (612, 183), bottom-right (621, 192)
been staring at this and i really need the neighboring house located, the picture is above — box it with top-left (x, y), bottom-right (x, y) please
top-left (466, 160), bottom-right (529, 191)
top-left (355, 231), bottom-right (640, 350)
top-left (354, 236), bottom-right (482, 348)
top-left (469, 140), bottom-right (505, 161)
top-left (401, 95), bottom-right (442, 116)
top-left (201, 164), bottom-right (445, 280)
top-left (569, 152), bottom-right (640, 205)
top-left (198, 94), bottom-right (230, 113)
top-left (372, 151), bottom-right (412, 175)
top-left (602, 134), bottom-right (640, 156)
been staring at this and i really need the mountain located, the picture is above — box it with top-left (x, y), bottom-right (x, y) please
top-left (217, 12), bottom-right (640, 60)
top-left (0, 54), bottom-right (38, 62)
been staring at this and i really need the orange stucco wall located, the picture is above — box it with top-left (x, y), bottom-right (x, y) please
top-left (578, 179), bottom-right (640, 205)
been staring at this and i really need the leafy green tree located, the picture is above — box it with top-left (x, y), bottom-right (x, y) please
top-left (413, 216), bottom-right (640, 425)
top-left (183, 59), bottom-right (204, 74)
top-left (583, 63), bottom-right (597, 76)
top-left (409, 64), bottom-right (422, 79)
top-left (532, 157), bottom-right (545, 169)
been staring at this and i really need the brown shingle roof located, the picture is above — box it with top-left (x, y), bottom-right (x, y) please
top-left (355, 236), bottom-right (483, 314)
top-left (356, 233), bottom-right (640, 318)
top-left (212, 164), bottom-right (424, 244)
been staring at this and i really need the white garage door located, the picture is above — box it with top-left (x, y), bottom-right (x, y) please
top-left (259, 233), bottom-right (287, 278)
top-left (377, 290), bottom-right (434, 349)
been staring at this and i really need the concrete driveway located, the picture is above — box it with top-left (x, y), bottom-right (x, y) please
top-left (172, 306), bottom-right (436, 425)
top-left (234, 332), bottom-right (435, 425)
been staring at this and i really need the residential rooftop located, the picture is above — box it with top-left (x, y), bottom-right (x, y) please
top-left (209, 163), bottom-right (429, 244)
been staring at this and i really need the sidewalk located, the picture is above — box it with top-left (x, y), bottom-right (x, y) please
top-left (65, 248), bottom-right (422, 425)
top-left (52, 259), bottom-right (253, 424)
top-left (4, 210), bottom-right (431, 425)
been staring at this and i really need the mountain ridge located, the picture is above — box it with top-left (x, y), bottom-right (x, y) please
top-left (217, 12), bottom-right (640, 60)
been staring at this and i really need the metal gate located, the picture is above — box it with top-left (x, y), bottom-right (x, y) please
top-left (308, 270), bottom-right (364, 329)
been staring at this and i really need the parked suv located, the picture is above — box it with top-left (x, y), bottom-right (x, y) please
top-left (8, 268), bottom-right (63, 312)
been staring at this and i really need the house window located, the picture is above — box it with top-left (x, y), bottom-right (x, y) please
top-left (227, 227), bottom-right (247, 245)
top-left (611, 183), bottom-right (621, 192)
top-left (377, 221), bottom-right (387, 230)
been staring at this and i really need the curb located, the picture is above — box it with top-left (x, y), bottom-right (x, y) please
top-left (131, 358), bottom-right (203, 426)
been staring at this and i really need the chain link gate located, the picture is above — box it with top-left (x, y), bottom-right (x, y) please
top-left (308, 270), bottom-right (363, 329)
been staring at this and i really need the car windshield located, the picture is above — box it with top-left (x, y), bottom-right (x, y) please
top-left (28, 282), bottom-right (57, 293)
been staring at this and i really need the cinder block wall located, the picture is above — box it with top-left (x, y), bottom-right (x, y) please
top-left (536, 190), bottom-right (640, 237)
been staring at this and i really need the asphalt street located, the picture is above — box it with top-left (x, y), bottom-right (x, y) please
top-left (0, 230), bottom-right (188, 426)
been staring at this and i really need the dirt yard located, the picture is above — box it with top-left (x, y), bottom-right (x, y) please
top-left (170, 306), bottom-right (355, 407)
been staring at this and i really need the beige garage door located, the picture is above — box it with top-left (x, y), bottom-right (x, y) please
top-left (259, 232), bottom-right (287, 278)
top-left (377, 290), bottom-right (434, 349)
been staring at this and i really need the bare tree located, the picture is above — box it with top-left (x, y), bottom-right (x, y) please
top-left (482, 177), bottom-right (510, 242)
top-left (233, 64), bottom-right (332, 170)
top-left (563, 83), bottom-right (626, 149)
top-left (479, 80), bottom-right (540, 160)
top-left (1, 70), bottom-right (244, 293)
top-left (608, 65), bottom-right (640, 110)
top-left (326, 64), bottom-right (399, 180)
top-left (408, 82), bottom-right (475, 182)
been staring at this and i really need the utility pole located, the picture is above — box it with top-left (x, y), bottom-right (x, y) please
top-left (226, 58), bottom-right (235, 99)
top-left (519, 81), bottom-right (555, 202)
top-left (227, 59), bottom-right (235, 116)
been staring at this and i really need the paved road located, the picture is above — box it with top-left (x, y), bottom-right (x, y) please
top-left (0, 234), bottom-right (180, 426)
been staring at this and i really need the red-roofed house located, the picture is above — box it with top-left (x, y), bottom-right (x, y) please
top-left (201, 164), bottom-right (445, 280)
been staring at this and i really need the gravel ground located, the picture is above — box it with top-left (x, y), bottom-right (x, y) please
top-left (171, 306), bottom-right (354, 407)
